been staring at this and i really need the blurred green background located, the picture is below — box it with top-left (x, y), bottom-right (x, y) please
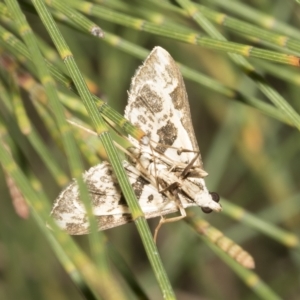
top-left (0, 0), bottom-right (300, 299)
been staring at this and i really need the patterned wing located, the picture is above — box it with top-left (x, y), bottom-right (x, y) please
top-left (51, 161), bottom-right (123, 234)
top-left (125, 46), bottom-right (202, 166)
top-left (51, 161), bottom-right (195, 235)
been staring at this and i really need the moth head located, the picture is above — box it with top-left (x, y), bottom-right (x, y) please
top-left (201, 192), bottom-right (221, 213)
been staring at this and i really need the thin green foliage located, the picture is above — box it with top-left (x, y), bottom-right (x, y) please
top-left (0, 1), bottom-right (299, 300)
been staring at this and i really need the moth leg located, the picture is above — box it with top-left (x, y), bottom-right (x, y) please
top-left (167, 164), bottom-right (178, 173)
top-left (154, 205), bottom-right (186, 243)
top-left (158, 181), bottom-right (180, 194)
top-left (176, 147), bottom-right (198, 155)
top-left (180, 152), bottom-right (200, 178)
top-left (153, 189), bottom-right (186, 242)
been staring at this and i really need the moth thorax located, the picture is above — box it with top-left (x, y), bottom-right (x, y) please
top-left (147, 163), bottom-right (169, 180)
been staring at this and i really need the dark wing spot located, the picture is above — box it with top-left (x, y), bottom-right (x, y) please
top-left (105, 169), bottom-right (113, 176)
top-left (121, 214), bottom-right (132, 223)
top-left (132, 176), bottom-right (149, 199)
top-left (134, 84), bottom-right (163, 114)
top-left (97, 215), bottom-right (116, 228)
top-left (100, 176), bottom-right (110, 183)
top-left (148, 194), bottom-right (154, 202)
top-left (170, 85), bottom-right (184, 110)
top-left (156, 120), bottom-right (178, 152)
top-left (137, 115), bottom-right (147, 124)
top-left (118, 195), bottom-right (128, 207)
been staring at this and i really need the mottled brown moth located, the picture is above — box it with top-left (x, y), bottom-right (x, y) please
top-left (51, 47), bottom-right (222, 235)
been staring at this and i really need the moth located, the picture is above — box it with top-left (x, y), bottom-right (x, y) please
top-left (51, 47), bottom-right (222, 236)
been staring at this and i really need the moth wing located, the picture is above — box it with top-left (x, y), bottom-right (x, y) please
top-left (51, 161), bottom-right (183, 235)
top-left (125, 46), bottom-right (202, 166)
top-left (51, 161), bottom-right (123, 234)
top-left (125, 47), bottom-right (220, 212)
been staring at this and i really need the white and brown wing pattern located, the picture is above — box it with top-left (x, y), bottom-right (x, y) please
top-left (125, 47), bottom-right (221, 213)
top-left (51, 161), bottom-right (123, 234)
top-left (51, 46), bottom-right (221, 235)
top-left (125, 46), bottom-right (200, 166)
top-left (51, 161), bottom-right (181, 235)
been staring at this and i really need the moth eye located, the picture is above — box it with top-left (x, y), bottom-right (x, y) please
top-left (201, 207), bottom-right (212, 214)
top-left (210, 192), bottom-right (220, 203)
